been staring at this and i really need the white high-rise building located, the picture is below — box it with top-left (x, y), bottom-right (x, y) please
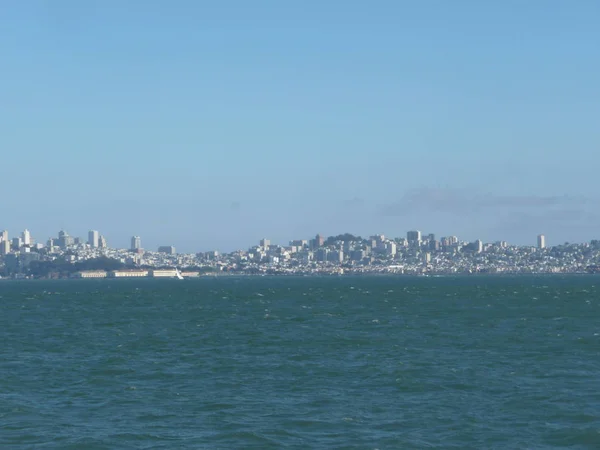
top-left (0, 239), bottom-right (10, 254)
top-left (22, 229), bottom-right (31, 246)
top-left (131, 236), bottom-right (142, 250)
top-left (537, 234), bottom-right (546, 249)
top-left (88, 230), bottom-right (99, 248)
top-left (99, 235), bottom-right (107, 249)
top-left (475, 239), bottom-right (483, 253)
top-left (0, 230), bottom-right (8, 243)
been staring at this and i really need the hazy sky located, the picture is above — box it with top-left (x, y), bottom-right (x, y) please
top-left (2, 1), bottom-right (599, 252)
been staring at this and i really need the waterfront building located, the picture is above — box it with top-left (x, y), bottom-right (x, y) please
top-left (109, 270), bottom-right (149, 278)
top-left (88, 230), bottom-right (99, 248)
top-left (537, 234), bottom-right (546, 249)
top-left (150, 269), bottom-right (178, 277)
top-left (181, 271), bottom-right (200, 278)
top-left (131, 236), bottom-right (142, 251)
top-left (77, 270), bottom-right (108, 278)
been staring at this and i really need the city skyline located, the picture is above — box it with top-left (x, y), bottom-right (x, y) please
top-left (2, 225), bottom-right (599, 279)
top-left (0, 226), bottom-right (560, 255)
top-left (2, 2), bottom-right (600, 250)
top-left (1, 210), bottom-right (597, 252)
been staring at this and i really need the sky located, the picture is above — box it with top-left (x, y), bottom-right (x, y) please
top-left (1, 1), bottom-right (599, 252)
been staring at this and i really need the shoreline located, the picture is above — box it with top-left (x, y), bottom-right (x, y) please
top-left (1, 271), bottom-right (598, 281)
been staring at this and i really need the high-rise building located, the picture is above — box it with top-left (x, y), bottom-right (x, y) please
top-left (311, 234), bottom-right (325, 250)
top-left (0, 230), bottom-right (8, 242)
top-left (11, 237), bottom-right (22, 250)
top-left (327, 250), bottom-right (344, 263)
top-left (475, 239), bottom-right (483, 253)
top-left (407, 230), bottom-right (421, 244)
top-left (131, 236), bottom-right (142, 250)
top-left (537, 234), bottom-right (546, 249)
top-left (22, 229), bottom-right (31, 246)
top-left (0, 239), bottom-right (10, 255)
top-left (99, 235), bottom-right (107, 249)
top-left (315, 248), bottom-right (329, 262)
top-left (57, 230), bottom-right (74, 249)
top-left (260, 239), bottom-right (271, 249)
top-left (88, 230), bottom-right (99, 248)
top-left (290, 240), bottom-right (308, 248)
top-left (429, 240), bottom-right (440, 251)
top-left (158, 245), bottom-right (176, 255)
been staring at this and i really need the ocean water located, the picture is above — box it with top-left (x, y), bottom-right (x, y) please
top-left (1, 276), bottom-right (599, 449)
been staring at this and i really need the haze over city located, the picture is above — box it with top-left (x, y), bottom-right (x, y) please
top-left (2, 1), bottom-right (599, 252)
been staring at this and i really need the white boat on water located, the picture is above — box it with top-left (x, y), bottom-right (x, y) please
top-left (175, 268), bottom-right (184, 280)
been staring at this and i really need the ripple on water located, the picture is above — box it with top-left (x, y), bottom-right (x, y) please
top-left (1, 276), bottom-right (599, 448)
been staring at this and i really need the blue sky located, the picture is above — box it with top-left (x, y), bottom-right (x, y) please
top-left (1, 1), bottom-right (599, 251)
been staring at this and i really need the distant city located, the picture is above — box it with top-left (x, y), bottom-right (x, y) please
top-left (1, 227), bottom-right (600, 279)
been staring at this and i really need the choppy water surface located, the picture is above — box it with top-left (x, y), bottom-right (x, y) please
top-left (1, 276), bottom-right (599, 449)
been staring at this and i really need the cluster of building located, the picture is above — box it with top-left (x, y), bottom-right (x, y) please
top-left (0, 227), bottom-right (599, 278)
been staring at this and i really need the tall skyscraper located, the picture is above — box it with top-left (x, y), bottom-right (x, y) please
top-left (537, 234), bottom-right (546, 249)
top-left (22, 229), bottom-right (31, 246)
top-left (259, 239), bottom-right (271, 249)
top-left (57, 230), bottom-right (74, 249)
top-left (475, 239), bottom-right (483, 253)
top-left (311, 234), bottom-right (325, 250)
top-left (0, 239), bottom-right (10, 255)
top-left (131, 236), bottom-right (142, 250)
top-left (99, 235), bottom-right (107, 249)
top-left (11, 237), bottom-right (22, 250)
top-left (407, 230), bottom-right (421, 245)
top-left (88, 230), bottom-right (99, 248)
top-left (1, 230), bottom-right (8, 243)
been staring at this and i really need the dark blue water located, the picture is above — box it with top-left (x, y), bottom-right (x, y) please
top-left (1, 276), bottom-right (599, 449)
